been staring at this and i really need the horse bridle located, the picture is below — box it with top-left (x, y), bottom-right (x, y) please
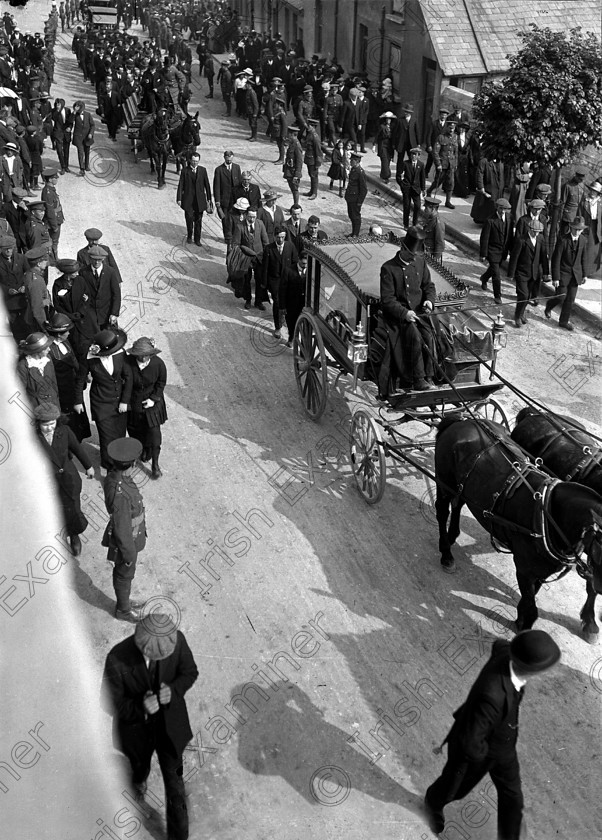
top-left (537, 482), bottom-right (600, 582)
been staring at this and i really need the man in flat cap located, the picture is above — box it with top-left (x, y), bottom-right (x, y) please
top-left (425, 629), bottom-right (561, 839)
top-left (546, 215), bottom-right (589, 331)
top-left (103, 613), bottom-right (198, 835)
top-left (77, 227), bottom-right (122, 282)
top-left (79, 245), bottom-right (121, 330)
top-left (479, 198), bottom-right (512, 305)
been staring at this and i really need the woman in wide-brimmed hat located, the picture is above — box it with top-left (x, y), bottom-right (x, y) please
top-left (581, 180), bottom-right (602, 275)
top-left (372, 111), bottom-right (397, 183)
top-left (44, 311), bottom-right (92, 442)
top-left (16, 331), bottom-right (60, 409)
top-left (73, 327), bottom-right (130, 470)
top-left (125, 337), bottom-right (168, 479)
top-left (34, 402), bottom-right (94, 556)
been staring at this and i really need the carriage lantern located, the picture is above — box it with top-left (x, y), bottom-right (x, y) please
top-left (348, 322), bottom-right (368, 392)
top-left (492, 312), bottom-right (507, 351)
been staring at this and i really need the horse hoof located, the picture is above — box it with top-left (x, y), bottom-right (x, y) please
top-left (582, 628), bottom-right (600, 645)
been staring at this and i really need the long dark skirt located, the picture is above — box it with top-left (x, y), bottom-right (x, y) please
top-left (57, 462), bottom-right (88, 535)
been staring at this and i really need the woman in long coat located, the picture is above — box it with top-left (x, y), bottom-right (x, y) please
top-left (34, 402), bottom-right (94, 556)
top-left (125, 336), bottom-right (168, 479)
top-left (470, 156), bottom-right (504, 224)
top-left (16, 331), bottom-right (60, 409)
top-left (45, 311), bottom-right (92, 442)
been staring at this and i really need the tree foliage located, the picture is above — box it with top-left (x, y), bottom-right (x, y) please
top-left (473, 25), bottom-right (602, 166)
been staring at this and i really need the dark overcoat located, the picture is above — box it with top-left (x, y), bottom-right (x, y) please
top-left (37, 421), bottom-right (92, 534)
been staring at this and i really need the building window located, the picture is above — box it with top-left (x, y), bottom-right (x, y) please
top-left (389, 42), bottom-right (402, 96)
top-left (315, 0), bottom-right (323, 52)
top-left (358, 24), bottom-right (368, 73)
top-left (391, 0), bottom-right (406, 17)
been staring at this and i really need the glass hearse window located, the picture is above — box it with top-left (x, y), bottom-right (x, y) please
top-left (318, 264), bottom-right (360, 338)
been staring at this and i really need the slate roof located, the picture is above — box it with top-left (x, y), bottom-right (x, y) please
top-left (421, 0), bottom-right (602, 76)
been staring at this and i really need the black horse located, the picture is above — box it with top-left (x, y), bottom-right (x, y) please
top-left (170, 111), bottom-right (201, 173)
top-left (512, 406), bottom-right (602, 495)
top-left (434, 416), bottom-right (602, 642)
top-left (141, 109), bottom-right (171, 189)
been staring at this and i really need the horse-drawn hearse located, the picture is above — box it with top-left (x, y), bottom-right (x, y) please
top-left (294, 233), bottom-right (602, 642)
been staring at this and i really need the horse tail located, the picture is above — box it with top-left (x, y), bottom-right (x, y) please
top-left (436, 413), bottom-right (464, 441)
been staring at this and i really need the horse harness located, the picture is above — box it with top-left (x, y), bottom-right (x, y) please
top-left (534, 424), bottom-right (602, 484)
top-left (452, 427), bottom-right (594, 582)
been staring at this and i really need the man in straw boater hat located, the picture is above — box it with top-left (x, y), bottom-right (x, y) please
top-left (33, 402), bottom-right (94, 557)
top-left (377, 226), bottom-right (438, 395)
top-left (102, 436), bottom-right (147, 622)
top-left (102, 613), bottom-right (198, 836)
top-left (424, 629), bottom-right (561, 839)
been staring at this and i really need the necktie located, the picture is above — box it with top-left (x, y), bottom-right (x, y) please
top-left (249, 224), bottom-right (254, 234)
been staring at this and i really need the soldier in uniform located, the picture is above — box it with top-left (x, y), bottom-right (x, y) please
top-left (24, 244), bottom-right (51, 331)
top-left (102, 436), bottom-right (147, 622)
top-left (271, 96), bottom-right (288, 164)
top-left (243, 74), bottom-right (259, 142)
top-left (323, 82), bottom-right (342, 148)
top-left (421, 197), bottom-right (446, 260)
top-left (295, 84), bottom-right (314, 140)
top-left (41, 166), bottom-right (64, 263)
top-left (344, 152), bottom-right (367, 238)
top-left (432, 119), bottom-right (458, 208)
top-left (303, 117), bottom-right (322, 201)
top-left (24, 200), bottom-right (52, 254)
top-left (283, 123), bottom-right (303, 205)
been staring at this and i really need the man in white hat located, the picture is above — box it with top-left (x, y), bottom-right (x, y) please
top-left (103, 613), bottom-right (198, 834)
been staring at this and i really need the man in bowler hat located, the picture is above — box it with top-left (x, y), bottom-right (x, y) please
top-left (103, 613), bottom-right (198, 838)
top-left (425, 629), bottom-right (561, 839)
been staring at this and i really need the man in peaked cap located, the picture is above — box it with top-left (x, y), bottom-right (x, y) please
top-left (77, 227), bottom-right (122, 282)
top-left (103, 614), bottom-right (198, 833)
top-left (425, 630), bottom-right (560, 839)
top-left (344, 152), bottom-right (367, 237)
top-left (101, 436), bottom-right (146, 621)
top-left (283, 124), bottom-right (304, 205)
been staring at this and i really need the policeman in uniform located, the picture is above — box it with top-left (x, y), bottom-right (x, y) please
top-left (283, 124), bottom-right (303, 205)
top-left (103, 436), bottom-right (147, 622)
top-left (432, 118), bottom-right (458, 209)
top-left (421, 196), bottom-right (446, 260)
top-left (303, 117), bottom-right (322, 201)
top-left (41, 166), bottom-right (64, 263)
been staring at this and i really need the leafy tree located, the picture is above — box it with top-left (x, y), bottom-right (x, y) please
top-left (473, 25), bottom-right (602, 167)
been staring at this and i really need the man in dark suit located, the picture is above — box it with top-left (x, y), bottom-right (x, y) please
top-left (78, 245), bottom-right (121, 330)
top-left (507, 218), bottom-right (549, 328)
top-left (213, 150), bottom-right (242, 239)
top-left (345, 152), bottom-right (368, 237)
top-left (2, 186), bottom-right (30, 252)
top-left (340, 88), bottom-right (359, 147)
top-left (71, 100), bottom-right (95, 176)
top-left (262, 225), bottom-right (298, 337)
top-left (284, 204), bottom-right (304, 255)
top-left (425, 106), bottom-right (448, 179)
top-left (232, 206), bottom-right (269, 309)
top-left (103, 614), bottom-right (198, 838)
top-left (74, 328), bottom-right (130, 470)
top-left (0, 232), bottom-right (30, 340)
top-left (545, 215), bottom-right (589, 330)
top-left (301, 214), bottom-right (328, 245)
top-left (425, 630), bottom-right (560, 839)
top-left (356, 88), bottom-right (370, 154)
top-left (47, 98), bottom-right (73, 173)
top-left (280, 253), bottom-right (308, 346)
top-left (176, 151), bottom-right (213, 245)
top-left (77, 227), bottom-right (122, 282)
top-left (379, 227), bottom-right (436, 393)
top-left (257, 188), bottom-right (286, 243)
top-left (393, 102), bottom-right (420, 168)
top-left (398, 147), bottom-right (425, 228)
top-left (232, 169), bottom-right (262, 210)
top-left (479, 198), bottom-right (512, 304)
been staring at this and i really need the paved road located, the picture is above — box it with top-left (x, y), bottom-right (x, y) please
top-left (4, 10), bottom-right (602, 840)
